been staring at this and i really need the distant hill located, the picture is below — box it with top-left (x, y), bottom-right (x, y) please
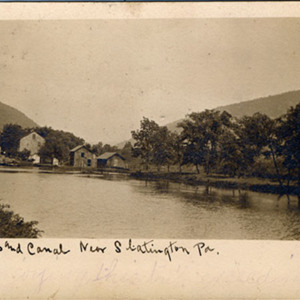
top-left (162, 90), bottom-right (300, 134)
top-left (116, 90), bottom-right (300, 148)
top-left (215, 90), bottom-right (300, 119)
top-left (0, 101), bottom-right (38, 130)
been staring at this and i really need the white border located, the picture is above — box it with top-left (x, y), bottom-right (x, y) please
top-left (0, 2), bottom-right (300, 20)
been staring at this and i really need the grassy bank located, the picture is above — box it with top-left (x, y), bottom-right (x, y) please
top-left (130, 171), bottom-right (299, 196)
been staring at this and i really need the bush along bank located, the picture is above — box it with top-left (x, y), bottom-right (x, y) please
top-left (0, 202), bottom-right (42, 238)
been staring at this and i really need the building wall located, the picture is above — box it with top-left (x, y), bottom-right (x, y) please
top-left (98, 155), bottom-right (126, 169)
top-left (19, 132), bottom-right (45, 155)
top-left (40, 156), bottom-right (60, 165)
top-left (107, 155), bottom-right (126, 168)
top-left (30, 154), bottom-right (41, 164)
top-left (71, 147), bottom-right (96, 168)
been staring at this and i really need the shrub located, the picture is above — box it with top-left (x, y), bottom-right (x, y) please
top-left (0, 203), bottom-right (42, 238)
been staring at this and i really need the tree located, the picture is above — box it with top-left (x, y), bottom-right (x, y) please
top-left (278, 104), bottom-right (300, 191)
top-left (237, 113), bottom-right (275, 157)
top-left (102, 144), bottom-right (119, 154)
top-left (0, 124), bottom-right (27, 157)
top-left (131, 118), bottom-right (176, 172)
top-left (218, 129), bottom-right (242, 177)
top-left (35, 127), bottom-right (85, 163)
top-left (151, 126), bottom-right (173, 172)
top-left (0, 202), bottom-right (42, 238)
top-left (85, 143), bottom-right (92, 152)
top-left (39, 138), bottom-right (65, 163)
top-left (91, 142), bottom-right (103, 156)
top-left (18, 149), bottom-right (31, 161)
top-left (169, 132), bottom-right (185, 173)
top-left (236, 113), bottom-right (281, 179)
top-left (34, 126), bottom-right (52, 139)
top-left (178, 110), bottom-right (232, 174)
top-left (131, 117), bottom-right (160, 170)
top-left (120, 142), bottom-right (133, 161)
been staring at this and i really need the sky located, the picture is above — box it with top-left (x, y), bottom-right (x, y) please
top-left (1, 18), bottom-right (300, 145)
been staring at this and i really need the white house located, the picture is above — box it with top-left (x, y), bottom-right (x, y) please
top-left (19, 132), bottom-right (45, 163)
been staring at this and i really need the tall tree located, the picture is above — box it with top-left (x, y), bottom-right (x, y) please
top-left (131, 117), bottom-right (160, 170)
top-left (278, 104), bottom-right (300, 191)
top-left (236, 113), bottom-right (282, 179)
top-left (38, 132), bottom-right (67, 162)
top-left (179, 110), bottom-right (232, 174)
top-left (151, 126), bottom-right (173, 172)
top-left (120, 141), bottom-right (133, 161)
top-left (0, 124), bottom-right (27, 157)
top-left (36, 127), bottom-right (84, 163)
top-left (168, 132), bottom-right (184, 172)
top-left (102, 144), bottom-right (119, 154)
top-left (91, 142), bottom-right (103, 156)
top-left (218, 128), bottom-right (242, 177)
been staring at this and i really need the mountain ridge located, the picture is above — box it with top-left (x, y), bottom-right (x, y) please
top-left (0, 101), bottom-right (38, 130)
top-left (116, 90), bottom-right (300, 148)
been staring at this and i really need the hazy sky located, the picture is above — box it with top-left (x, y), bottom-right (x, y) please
top-left (1, 18), bottom-right (300, 145)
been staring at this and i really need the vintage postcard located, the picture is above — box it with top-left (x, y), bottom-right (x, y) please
top-left (0, 2), bottom-right (300, 298)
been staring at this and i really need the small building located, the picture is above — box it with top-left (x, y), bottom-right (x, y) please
top-left (69, 145), bottom-right (96, 168)
top-left (40, 156), bottom-right (59, 166)
top-left (97, 152), bottom-right (126, 169)
top-left (19, 132), bottom-right (45, 163)
top-left (52, 158), bottom-right (59, 166)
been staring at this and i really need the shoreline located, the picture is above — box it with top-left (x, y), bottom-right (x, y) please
top-left (1, 164), bottom-right (298, 196)
top-left (0, 164), bottom-right (130, 176)
top-left (129, 171), bottom-right (299, 196)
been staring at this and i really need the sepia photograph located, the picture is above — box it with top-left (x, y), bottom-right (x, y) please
top-left (1, 9), bottom-right (300, 241)
top-left (1, 2), bottom-right (300, 298)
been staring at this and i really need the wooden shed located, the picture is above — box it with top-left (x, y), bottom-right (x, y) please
top-left (97, 152), bottom-right (126, 169)
top-left (69, 145), bottom-right (96, 168)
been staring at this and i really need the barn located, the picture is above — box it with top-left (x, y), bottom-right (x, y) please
top-left (19, 132), bottom-right (45, 163)
top-left (97, 152), bottom-right (126, 169)
top-left (69, 145), bottom-right (96, 168)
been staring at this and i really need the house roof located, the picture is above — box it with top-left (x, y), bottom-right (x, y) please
top-left (21, 131), bottom-right (44, 141)
top-left (97, 152), bottom-right (125, 160)
top-left (70, 145), bottom-right (88, 152)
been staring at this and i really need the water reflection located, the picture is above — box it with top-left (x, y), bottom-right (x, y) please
top-left (1, 168), bottom-right (300, 239)
top-left (237, 193), bottom-right (252, 209)
top-left (145, 180), bottom-right (170, 194)
top-left (128, 178), bottom-right (300, 239)
top-left (139, 180), bottom-right (254, 210)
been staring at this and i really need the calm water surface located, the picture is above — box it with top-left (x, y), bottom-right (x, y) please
top-left (0, 167), bottom-right (300, 239)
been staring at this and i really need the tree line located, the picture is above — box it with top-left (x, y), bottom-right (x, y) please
top-left (131, 103), bottom-right (300, 192)
top-left (1, 102), bottom-right (299, 193)
top-left (0, 125), bottom-right (119, 164)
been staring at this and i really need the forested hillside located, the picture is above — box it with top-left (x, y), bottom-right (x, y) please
top-left (0, 101), bottom-right (38, 129)
top-left (165, 90), bottom-right (300, 134)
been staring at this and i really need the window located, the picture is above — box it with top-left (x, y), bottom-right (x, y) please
top-left (81, 152), bottom-right (85, 157)
top-left (87, 159), bottom-right (91, 167)
top-left (32, 134), bottom-right (36, 140)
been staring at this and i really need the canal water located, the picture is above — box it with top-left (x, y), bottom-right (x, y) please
top-left (0, 167), bottom-right (299, 239)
